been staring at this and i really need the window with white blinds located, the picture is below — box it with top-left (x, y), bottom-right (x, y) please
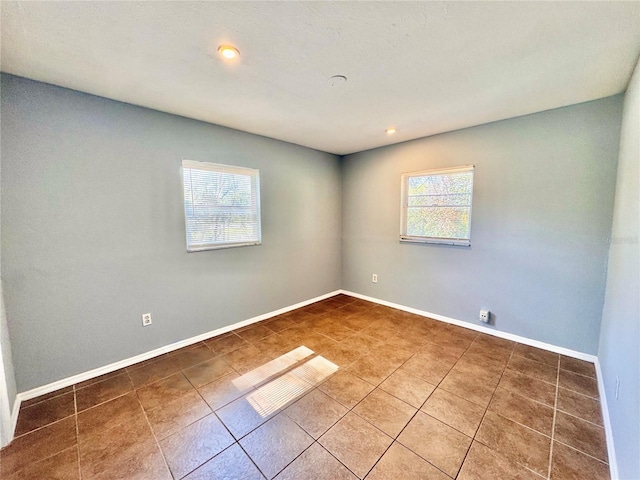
top-left (182, 160), bottom-right (261, 251)
top-left (400, 165), bottom-right (474, 246)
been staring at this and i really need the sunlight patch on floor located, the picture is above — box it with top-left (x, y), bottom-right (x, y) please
top-left (242, 347), bottom-right (339, 417)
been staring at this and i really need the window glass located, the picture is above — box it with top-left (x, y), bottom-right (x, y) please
top-left (182, 160), bottom-right (261, 251)
top-left (401, 166), bottom-right (474, 246)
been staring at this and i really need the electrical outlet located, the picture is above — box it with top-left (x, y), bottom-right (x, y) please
top-left (615, 376), bottom-right (620, 400)
top-left (372, 274), bottom-right (378, 283)
top-left (142, 313), bottom-right (152, 327)
top-left (479, 309), bottom-right (490, 323)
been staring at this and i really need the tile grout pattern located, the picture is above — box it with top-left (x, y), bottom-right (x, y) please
top-left (0, 294), bottom-right (610, 480)
top-left (547, 354), bottom-right (561, 480)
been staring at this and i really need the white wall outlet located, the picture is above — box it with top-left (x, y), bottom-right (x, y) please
top-left (479, 309), bottom-right (491, 323)
top-left (142, 313), bottom-right (152, 327)
top-left (372, 274), bottom-right (378, 283)
top-left (615, 376), bottom-right (620, 399)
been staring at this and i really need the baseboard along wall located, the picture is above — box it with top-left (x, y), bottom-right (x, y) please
top-left (339, 290), bottom-right (617, 480)
top-left (8, 289), bottom-right (617, 478)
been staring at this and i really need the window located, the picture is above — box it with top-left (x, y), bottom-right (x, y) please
top-left (400, 165), bottom-right (474, 246)
top-left (182, 160), bottom-right (261, 251)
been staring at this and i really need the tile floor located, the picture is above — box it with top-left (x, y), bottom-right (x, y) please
top-left (0, 295), bottom-right (610, 479)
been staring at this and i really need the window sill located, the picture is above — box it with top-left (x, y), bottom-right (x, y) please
top-left (400, 236), bottom-right (470, 247)
top-left (187, 241), bottom-right (262, 252)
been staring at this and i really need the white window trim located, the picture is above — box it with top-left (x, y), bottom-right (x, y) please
top-left (182, 159), bottom-right (262, 252)
top-left (400, 165), bottom-right (474, 247)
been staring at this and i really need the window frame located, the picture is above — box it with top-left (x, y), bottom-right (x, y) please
top-left (400, 165), bottom-right (475, 247)
top-left (181, 159), bottom-right (262, 252)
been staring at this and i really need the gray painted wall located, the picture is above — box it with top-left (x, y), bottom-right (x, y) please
top-left (599, 57), bottom-right (640, 480)
top-left (0, 112), bottom-right (18, 443)
top-left (0, 281), bottom-right (17, 446)
top-left (0, 74), bottom-right (342, 392)
top-left (342, 97), bottom-right (622, 354)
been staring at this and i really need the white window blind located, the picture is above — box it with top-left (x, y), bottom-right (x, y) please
top-left (400, 165), bottom-right (474, 246)
top-left (182, 160), bottom-right (261, 251)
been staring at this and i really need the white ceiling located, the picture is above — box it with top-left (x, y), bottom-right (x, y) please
top-left (2, 2), bottom-right (639, 155)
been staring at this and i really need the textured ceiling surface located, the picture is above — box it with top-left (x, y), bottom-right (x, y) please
top-left (2, 1), bottom-right (639, 155)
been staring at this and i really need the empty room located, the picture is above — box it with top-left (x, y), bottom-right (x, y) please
top-left (0, 2), bottom-right (638, 479)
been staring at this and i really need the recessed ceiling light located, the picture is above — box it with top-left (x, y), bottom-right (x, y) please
top-left (328, 75), bottom-right (347, 87)
top-left (385, 128), bottom-right (397, 135)
top-left (218, 45), bottom-right (240, 60)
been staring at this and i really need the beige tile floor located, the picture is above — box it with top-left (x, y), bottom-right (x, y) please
top-left (0, 295), bottom-right (611, 479)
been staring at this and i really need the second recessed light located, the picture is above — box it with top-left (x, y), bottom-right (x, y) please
top-left (218, 44), bottom-right (240, 60)
top-left (328, 75), bottom-right (347, 87)
top-left (385, 128), bottom-right (397, 135)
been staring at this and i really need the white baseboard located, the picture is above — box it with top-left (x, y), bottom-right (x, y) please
top-left (340, 289), bottom-right (619, 478)
top-left (13, 289), bottom-right (342, 421)
top-left (340, 290), bottom-right (597, 362)
top-left (12, 288), bottom-right (616, 479)
top-left (9, 395), bottom-right (20, 442)
top-left (0, 367), bottom-right (12, 449)
top-left (594, 358), bottom-right (619, 480)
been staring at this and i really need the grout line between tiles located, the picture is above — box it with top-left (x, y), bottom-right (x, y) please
top-left (128, 369), bottom-right (183, 390)
top-left (264, 437), bottom-right (316, 480)
top-left (76, 388), bottom-right (134, 415)
top-left (502, 366), bottom-right (557, 388)
top-left (554, 408), bottom-right (604, 428)
top-left (455, 340), bottom-right (514, 478)
top-left (135, 390), bottom-right (175, 479)
top-left (21, 389), bottom-right (73, 409)
top-left (472, 345), bottom-right (563, 471)
top-left (553, 439), bottom-right (610, 465)
top-left (73, 390), bottom-right (82, 480)
top-left (11, 411), bottom-right (77, 440)
top-left (312, 439), bottom-right (362, 479)
top-left (145, 305), bottom-right (356, 478)
top-left (314, 331), bottom-right (423, 478)
top-left (547, 356), bottom-right (561, 479)
top-left (230, 440), bottom-right (267, 479)
top-left (17, 389), bottom-right (75, 413)
top-left (558, 368), bottom-right (597, 379)
top-left (494, 382), bottom-right (555, 409)
top-left (363, 331), bottom-right (480, 479)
